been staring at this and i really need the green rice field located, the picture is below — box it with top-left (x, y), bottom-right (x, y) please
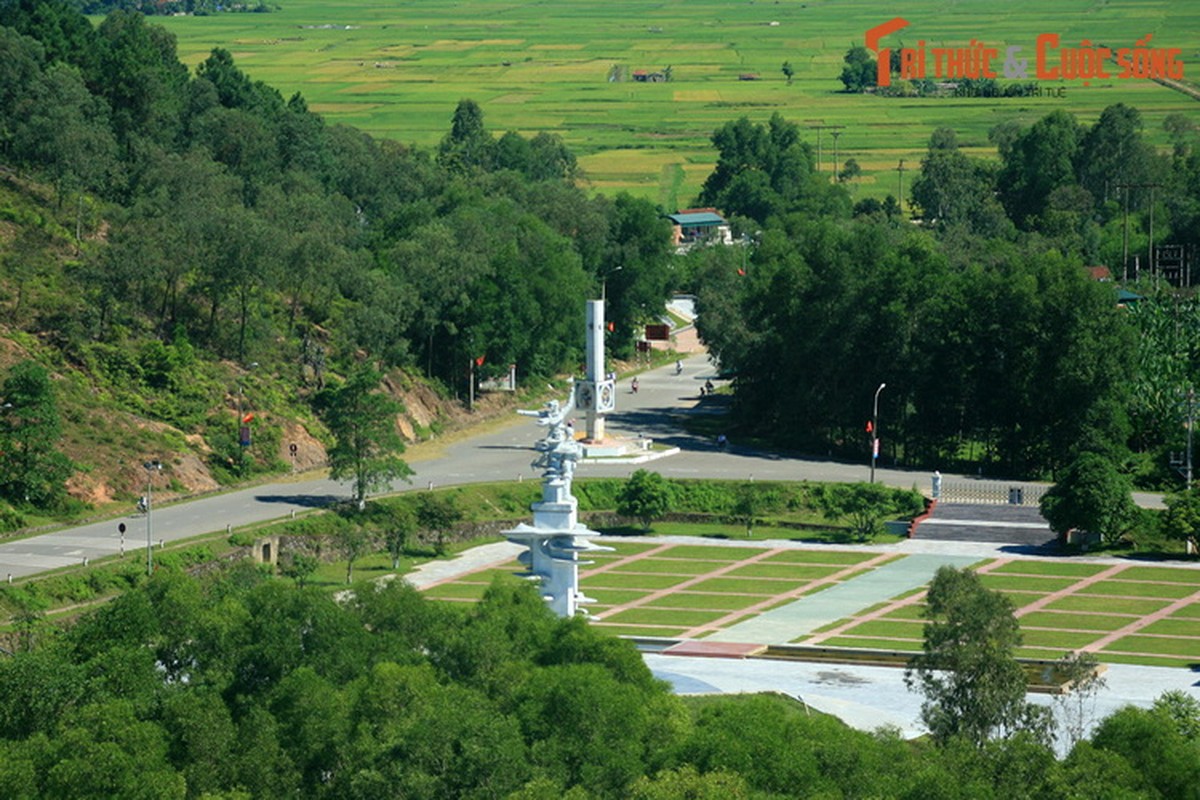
top-left (150, 0), bottom-right (1200, 206)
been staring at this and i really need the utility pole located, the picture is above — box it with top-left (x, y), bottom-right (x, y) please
top-left (1187, 387), bottom-right (1195, 490)
top-left (1114, 182), bottom-right (1162, 281)
top-left (831, 130), bottom-right (842, 183)
top-left (896, 159), bottom-right (907, 215)
top-left (143, 460), bottom-right (162, 576)
top-left (806, 122), bottom-right (845, 176)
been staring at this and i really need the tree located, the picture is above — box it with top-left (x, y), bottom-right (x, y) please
top-left (839, 45), bottom-right (876, 92)
top-left (338, 523), bottom-right (368, 584)
top-left (816, 483), bottom-right (892, 542)
top-left (910, 128), bottom-right (996, 229)
top-left (415, 491), bottom-right (462, 556)
top-left (838, 157), bottom-right (861, 183)
top-left (1092, 702), bottom-right (1200, 799)
top-left (905, 566), bottom-right (1045, 747)
top-left (1053, 651), bottom-right (1107, 750)
top-left (316, 366), bottom-right (413, 509)
top-left (384, 504), bottom-right (417, 569)
top-left (13, 62), bottom-right (118, 232)
top-left (997, 109), bottom-right (1083, 228)
top-left (781, 61), bottom-right (794, 85)
top-left (281, 553), bottom-right (318, 587)
top-left (732, 485), bottom-right (763, 537)
top-left (437, 98), bottom-right (494, 174)
top-left (1161, 488), bottom-right (1200, 554)
top-left (0, 360), bottom-right (73, 508)
top-left (1040, 452), bottom-right (1136, 544)
top-left (617, 469), bottom-right (672, 531)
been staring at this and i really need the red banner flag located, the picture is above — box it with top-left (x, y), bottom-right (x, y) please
top-left (242, 413), bottom-right (255, 423)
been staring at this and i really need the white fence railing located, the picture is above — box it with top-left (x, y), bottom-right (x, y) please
top-left (934, 479), bottom-right (1048, 506)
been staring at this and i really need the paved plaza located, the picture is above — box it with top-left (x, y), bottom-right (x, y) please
top-left (417, 528), bottom-right (1200, 744)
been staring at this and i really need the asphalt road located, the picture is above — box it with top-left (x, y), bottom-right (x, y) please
top-left (0, 352), bottom-right (1156, 580)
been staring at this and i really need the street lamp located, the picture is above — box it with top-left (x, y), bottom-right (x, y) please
top-left (601, 265), bottom-right (623, 303)
top-left (143, 460), bottom-right (162, 575)
top-left (870, 382), bottom-right (887, 484)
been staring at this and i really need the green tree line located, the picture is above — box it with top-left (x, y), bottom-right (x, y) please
top-left (1, 563), bottom-right (1197, 798)
top-left (692, 108), bottom-right (1200, 483)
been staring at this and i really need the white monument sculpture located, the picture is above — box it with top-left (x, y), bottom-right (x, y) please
top-left (575, 300), bottom-right (617, 442)
top-left (504, 299), bottom-right (614, 616)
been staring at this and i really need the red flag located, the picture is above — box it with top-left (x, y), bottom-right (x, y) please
top-left (607, 321), bottom-right (615, 332)
top-left (475, 356), bottom-right (485, 367)
top-left (865, 420), bottom-right (873, 433)
top-left (737, 268), bottom-right (746, 276)
top-left (242, 412), bottom-right (255, 423)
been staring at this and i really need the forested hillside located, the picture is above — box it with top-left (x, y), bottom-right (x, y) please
top-left (0, 0), bottom-right (677, 522)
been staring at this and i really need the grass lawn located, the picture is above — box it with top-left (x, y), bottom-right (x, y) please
top-left (817, 636), bottom-right (923, 652)
top-left (584, 571), bottom-right (694, 590)
top-left (683, 576), bottom-right (786, 595)
top-left (1137, 618), bottom-right (1200, 637)
top-left (403, 521), bottom-right (1199, 670)
top-left (1076, 581), bottom-right (1200, 600)
top-left (583, 588), bottom-right (651, 606)
top-left (601, 607), bottom-right (729, 627)
top-left (602, 558), bottom-right (732, 575)
top-left (989, 561), bottom-right (1112, 578)
top-left (759, 550), bottom-right (878, 565)
top-left (654, 544), bottom-right (759, 561)
top-left (1019, 629), bottom-right (1104, 649)
top-left (1169, 603), bottom-right (1200, 620)
top-left (590, 542), bottom-right (663, 557)
top-left (1044, 595), bottom-right (1172, 616)
top-left (835, 619), bottom-right (926, 640)
top-left (721, 562), bottom-right (845, 580)
top-left (1091, 653), bottom-right (1198, 669)
top-left (1018, 611), bottom-right (1138, 632)
top-left (590, 623), bottom-right (691, 638)
top-left (1116, 566), bottom-right (1200, 585)
top-left (978, 574), bottom-right (1080, 593)
top-left (642, 591), bottom-right (769, 612)
top-left (1103, 634), bottom-right (1200, 659)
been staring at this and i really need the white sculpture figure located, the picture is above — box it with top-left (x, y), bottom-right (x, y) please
top-left (506, 383), bottom-right (612, 617)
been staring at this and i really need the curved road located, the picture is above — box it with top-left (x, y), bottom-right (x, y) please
top-left (0, 353), bottom-right (1155, 580)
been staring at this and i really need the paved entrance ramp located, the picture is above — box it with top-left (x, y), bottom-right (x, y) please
top-left (914, 503), bottom-right (1056, 548)
top-left (702, 553), bottom-right (979, 646)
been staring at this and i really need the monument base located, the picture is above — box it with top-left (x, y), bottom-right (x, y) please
top-left (579, 435), bottom-right (652, 459)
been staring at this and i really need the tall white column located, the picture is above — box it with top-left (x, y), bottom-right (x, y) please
top-left (585, 299), bottom-right (605, 441)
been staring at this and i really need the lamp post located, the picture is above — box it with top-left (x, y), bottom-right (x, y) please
top-left (870, 382), bottom-right (886, 483)
top-left (601, 265), bottom-right (623, 303)
top-left (143, 460), bottom-right (162, 575)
